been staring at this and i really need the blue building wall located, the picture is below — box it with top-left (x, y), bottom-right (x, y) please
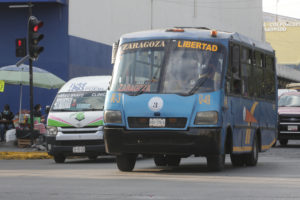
top-left (0, 1), bottom-right (114, 116)
top-left (69, 35), bottom-right (113, 78)
top-left (0, 2), bottom-right (69, 115)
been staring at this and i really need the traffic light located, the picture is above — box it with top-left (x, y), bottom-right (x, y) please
top-left (28, 16), bottom-right (44, 60)
top-left (15, 38), bottom-right (26, 57)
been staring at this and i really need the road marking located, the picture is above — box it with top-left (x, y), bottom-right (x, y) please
top-left (1, 169), bottom-right (300, 186)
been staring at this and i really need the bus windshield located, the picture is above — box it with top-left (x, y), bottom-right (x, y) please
top-left (110, 40), bottom-right (225, 95)
top-left (51, 91), bottom-right (106, 111)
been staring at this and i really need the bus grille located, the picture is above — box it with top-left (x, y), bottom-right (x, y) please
top-left (60, 126), bottom-right (99, 134)
top-left (127, 117), bottom-right (187, 128)
top-left (55, 140), bottom-right (104, 146)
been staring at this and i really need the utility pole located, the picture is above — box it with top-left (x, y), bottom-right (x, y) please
top-left (28, 2), bottom-right (34, 143)
top-left (150, 0), bottom-right (153, 29)
top-left (276, 0), bottom-right (279, 22)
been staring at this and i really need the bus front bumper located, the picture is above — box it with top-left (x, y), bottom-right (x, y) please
top-left (46, 136), bottom-right (106, 157)
top-left (104, 127), bottom-right (222, 156)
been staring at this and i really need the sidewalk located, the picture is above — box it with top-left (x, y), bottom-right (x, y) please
top-left (0, 141), bottom-right (52, 160)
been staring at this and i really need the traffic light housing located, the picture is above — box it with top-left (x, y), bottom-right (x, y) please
top-left (15, 38), bottom-right (26, 57)
top-left (28, 16), bottom-right (44, 60)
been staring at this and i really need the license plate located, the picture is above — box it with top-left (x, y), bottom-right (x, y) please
top-left (288, 125), bottom-right (298, 131)
top-left (149, 118), bottom-right (165, 127)
top-left (72, 146), bottom-right (85, 153)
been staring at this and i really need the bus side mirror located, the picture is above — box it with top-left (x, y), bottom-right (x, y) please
top-left (111, 41), bottom-right (119, 64)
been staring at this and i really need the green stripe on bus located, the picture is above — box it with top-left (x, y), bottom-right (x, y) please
top-left (47, 119), bottom-right (72, 127)
top-left (87, 120), bottom-right (103, 126)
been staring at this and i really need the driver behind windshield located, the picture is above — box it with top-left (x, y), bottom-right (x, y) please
top-left (163, 51), bottom-right (219, 94)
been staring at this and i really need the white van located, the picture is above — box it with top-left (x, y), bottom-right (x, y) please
top-left (46, 76), bottom-right (111, 163)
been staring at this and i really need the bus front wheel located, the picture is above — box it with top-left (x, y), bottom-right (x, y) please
top-left (54, 155), bottom-right (66, 163)
top-left (279, 139), bottom-right (288, 146)
top-left (207, 154), bottom-right (225, 171)
top-left (230, 154), bottom-right (245, 167)
top-left (116, 154), bottom-right (137, 172)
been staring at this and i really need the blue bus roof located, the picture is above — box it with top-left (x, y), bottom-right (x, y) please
top-left (120, 28), bottom-right (274, 53)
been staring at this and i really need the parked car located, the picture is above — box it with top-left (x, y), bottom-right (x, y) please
top-left (278, 91), bottom-right (300, 146)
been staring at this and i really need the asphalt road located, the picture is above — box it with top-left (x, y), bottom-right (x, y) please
top-left (1, 141), bottom-right (300, 200)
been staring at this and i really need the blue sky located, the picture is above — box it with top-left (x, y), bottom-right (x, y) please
top-left (263, 0), bottom-right (300, 19)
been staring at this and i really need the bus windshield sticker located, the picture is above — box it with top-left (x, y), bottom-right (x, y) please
top-left (110, 93), bottom-right (121, 103)
top-left (177, 41), bottom-right (218, 52)
top-left (54, 98), bottom-right (72, 109)
top-left (121, 40), bottom-right (165, 51)
top-left (117, 84), bottom-right (151, 92)
top-left (199, 94), bottom-right (211, 105)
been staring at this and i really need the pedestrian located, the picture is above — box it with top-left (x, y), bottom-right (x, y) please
top-left (33, 104), bottom-right (44, 124)
top-left (0, 104), bottom-right (14, 142)
top-left (33, 104), bottom-right (42, 117)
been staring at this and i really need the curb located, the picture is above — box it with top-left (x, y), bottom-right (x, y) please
top-left (0, 152), bottom-right (52, 160)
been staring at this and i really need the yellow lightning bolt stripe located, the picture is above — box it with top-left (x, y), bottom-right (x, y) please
top-left (262, 138), bottom-right (276, 151)
top-left (232, 146), bottom-right (253, 152)
top-left (245, 102), bottom-right (259, 144)
top-left (250, 102), bottom-right (259, 115)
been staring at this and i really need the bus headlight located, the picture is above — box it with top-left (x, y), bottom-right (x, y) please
top-left (194, 111), bottom-right (218, 125)
top-left (47, 126), bottom-right (58, 136)
top-left (104, 110), bottom-right (122, 124)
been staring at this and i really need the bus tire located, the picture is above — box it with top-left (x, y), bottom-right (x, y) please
top-left (54, 155), bottom-right (65, 163)
top-left (245, 133), bottom-right (258, 166)
top-left (116, 154), bottom-right (137, 172)
top-left (166, 155), bottom-right (181, 166)
top-left (230, 154), bottom-right (245, 167)
top-left (272, 140), bottom-right (277, 147)
top-left (207, 154), bottom-right (225, 171)
top-left (154, 155), bottom-right (167, 166)
top-left (279, 139), bottom-right (288, 146)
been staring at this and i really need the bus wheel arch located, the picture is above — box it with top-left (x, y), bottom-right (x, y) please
top-left (256, 129), bottom-right (262, 152)
top-left (225, 126), bottom-right (233, 154)
top-left (228, 126), bottom-right (245, 167)
top-left (244, 130), bottom-right (259, 166)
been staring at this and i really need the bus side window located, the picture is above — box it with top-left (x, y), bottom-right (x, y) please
top-left (265, 55), bottom-right (276, 100)
top-left (233, 79), bottom-right (241, 94)
top-left (232, 45), bottom-right (240, 76)
top-left (227, 45), bottom-right (241, 95)
top-left (241, 47), bottom-right (252, 97)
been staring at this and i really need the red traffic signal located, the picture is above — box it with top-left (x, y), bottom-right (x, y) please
top-left (28, 16), bottom-right (44, 60)
top-left (17, 39), bottom-right (22, 47)
top-left (15, 38), bottom-right (26, 57)
top-left (33, 21), bottom-right (43, 32)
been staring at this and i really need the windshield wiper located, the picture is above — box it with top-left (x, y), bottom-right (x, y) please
top-left (52, 109), bottom-right (70, 112)
top-left (187, 77), bottom-right (207, 95)
top-left (88, 108), bottom-right (103, 111)
top-left (133, 78), bottom-right (156, 96)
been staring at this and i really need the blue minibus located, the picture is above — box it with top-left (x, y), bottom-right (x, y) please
top-left (104, 28), bottom-right (277, 171)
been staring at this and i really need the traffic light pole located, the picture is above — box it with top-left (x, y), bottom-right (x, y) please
top-left (29, 58), bottom-right (34, 143)
top-left (28, 3), bottom-right (34, 144)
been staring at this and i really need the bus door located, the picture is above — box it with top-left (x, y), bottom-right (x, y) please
top-left (226, 43), bottom-right (245, 152)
